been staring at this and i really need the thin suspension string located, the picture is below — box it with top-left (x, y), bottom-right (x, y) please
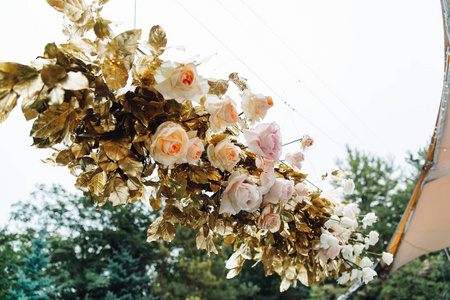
top-left (214, 0), bottom-right (370, 150)
top-left (172, 0), bottom-right (344, 149)
top-left (238, 0), bottom-right (391, 154)
top-left (134, 0), bottom-right (137, 29)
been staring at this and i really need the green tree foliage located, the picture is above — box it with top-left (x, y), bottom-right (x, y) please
top-left (8, 185), bottom-right (159, 299)
top-left (314, 146), bottom-right (450, 299)
top-left (105, 246), bottom-right (155, 300)
top-left (3, 184), bottom-right (307, 299)
top-left (7, 232), bottom-right (58, 299)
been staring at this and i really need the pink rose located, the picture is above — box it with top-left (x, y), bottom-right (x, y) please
top-left (204, 94), bottom-right (239, 132)
top-left (285, 151), bottom-right (305, 170)
top-left (263, 178), bottom-right (294, 206)
top-left (257, 205), bottom-right (281, 232)
top-left (155, 62), bottom-right (209, 103)
top-left (240, 89), bottom-right (273, 123)
top-left (294, 182), bottom-right (308, 203)
top-left (207, 138), bottom-right (240, 172)
top-left (219, 171), bottom-right (262, 215)
top-left (243, 122), bottom-right (282, 162)
top-left (301, 134), bottom-right (314, 150)
top-left (258, 158), bottom-right (276, 194)
top-left (150, 121), bottom-right (189, 165)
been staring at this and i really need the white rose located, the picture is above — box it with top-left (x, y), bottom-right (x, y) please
top-left (361, 268), bottom-right (377, 284)
top-left (362, 212), bottom-right (377, 229)
top-left (155, 61), bottom-right (209, 102)
top-left (337, 272), bottom-right (351, 285)
top-left (382, 252), bottom-right (394, 265)
top-left (359, 257), bottom-right (374, 268)
top-left (342, 178), bottom-right (355, 195)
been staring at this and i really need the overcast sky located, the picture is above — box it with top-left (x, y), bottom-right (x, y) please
top-left (0, 0), bottom-right (445, 225)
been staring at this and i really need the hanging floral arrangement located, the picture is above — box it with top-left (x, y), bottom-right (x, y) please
top-left (0, 0), bottom-right (393, 291)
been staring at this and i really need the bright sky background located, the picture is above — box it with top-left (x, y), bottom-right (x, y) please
top-left (0, 0), bottom-right (445, 225)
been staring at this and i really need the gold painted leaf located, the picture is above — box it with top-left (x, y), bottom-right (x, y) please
top-left (196, 226), bottom-right (208, 250)
top-left (30, 103), bottom-right (72, 139)
top-left (149, 194), bottom-right (162, 210)
top-left (123, 96), bottom-right (165, 126)
top-left (44, 43), bottom-right (70, 67)
top-left (187, 165), bottom-right (208, 184)
top-left (224, 235), bottom-right (235, 246)
top-left (229, 72), bottom-right (248, 91)
top-left (163, 204), bottom-right (185, 224)
top-left (40, 64), bottom-right (67, 88)
top-left (0, 91), bottom-right (19, 123)
top-left (46, 0), bottom-right (87, 23)
top-left (118, 155), bottom-right (143, 178)
top-left (89, 170), bottom-right (106, 196)
top-left (281, 211), bottom-right (294, 223)
top-left (330, 170), bottom-right (349, 183)
top-left (110, 29), bottom-right (141, 59)
top-left (102, 59), bottom-right (128, 90)
top-left (101, 138), bottom-right (131, 162)
top-left (71, 143), bottom-right (91, 159)
top-left (75, 171), bottom-right (91, 193)
top-left (55, 149), bottom-right (75, 166)
top-left (104, 174), bottom-right (130, 206)
top-left (148, 25), bottom-right (167, 54)
top-left (208, 79), bottom-right (228, 96)
top-left (0, 62), bottom-right (38, 91)
top-left (94, 17), bottom-right (111, 40)
top-left (147, 215), bottom-right (176, 243)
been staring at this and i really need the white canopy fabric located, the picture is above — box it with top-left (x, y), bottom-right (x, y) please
top-left (384, 0), bottom-right (450, 274)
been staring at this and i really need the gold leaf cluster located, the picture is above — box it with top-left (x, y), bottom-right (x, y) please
top-left (0, 0), bottom-right (360, 292)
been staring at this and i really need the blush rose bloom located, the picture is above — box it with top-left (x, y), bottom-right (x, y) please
top-left (257, 205), bottom-right (281, 232)
top-left (294, 182), bottom-right (308, 203)
top-left (176, 131), bottom-right (205, 165)
top-left (301, 134), bottom-right (314, 150)
top-left (256, 158), bottom-right (276, 194)
top-left (263, 178), bottom-right (294, 206)
top-left (285, 151), bottom-right (305, 170)
top-left (207, 138), bottom-right (240, 172)
top-left (240, 89), bottom-right (273, 123)
top-left (155, 61), bottom-right (209, 103)
top-left (204, 94), bottom-right (239, 132)
top-left (243, 122), bottom-right (282, 162)
top-left (219, 171), bottom-right (262, 215)
top-left (150, 121), bottom-right (189, 165)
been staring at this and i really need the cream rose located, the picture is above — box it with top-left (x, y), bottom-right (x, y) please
top-left (177, 131), bottom-right (205, 165)
top-left (204, 94), bottom-right (239, 132)
top-left (240, 89), bottom-right (273, 123)
top-left (219, 171), bottom-right (262, 215)
top-left (207, 138), bottom-right (240, 172)
top-left (258, 205), bottom-right (281, 232)
top-left (150, 121), bottom-right (189, 165)
top-left (155, 61), bottom-right (209, 103)
top-left (243, 122), bottom-right (282, 162)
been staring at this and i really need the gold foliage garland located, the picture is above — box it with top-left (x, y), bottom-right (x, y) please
top-left (0, 0), bottom-right (387, 292)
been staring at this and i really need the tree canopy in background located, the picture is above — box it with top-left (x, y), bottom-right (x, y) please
top-left (1, 146), bottom-right (449, 299)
